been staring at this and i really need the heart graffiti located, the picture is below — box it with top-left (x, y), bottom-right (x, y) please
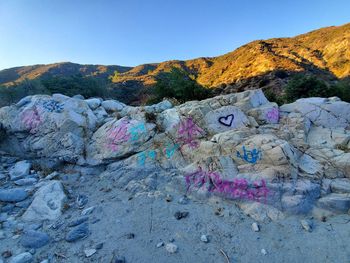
top-left (218, 114), bottom-right (234, 127)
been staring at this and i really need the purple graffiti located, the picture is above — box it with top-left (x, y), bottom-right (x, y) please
top-left (266, 108), bottom-right (279, 123)
top-left (106, 120), bottom-right (131, 151)
top-left (21, 106), bottom-right (42, 133)
top-left (176, 117), bottom-right (203, 149)
top-left (185, 167), bottom-right (269, 202)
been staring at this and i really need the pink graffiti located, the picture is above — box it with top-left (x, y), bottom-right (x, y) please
top-left (176, 117), bottom-right (204, 149)
top-left (21, 106), bottom-right (42, 133)
top-left (185, 167), bottom-right (269, 202)
top-left (266, 108), bottom-right (279, 123)
top-left (106, 120), bottom-right (131, 151)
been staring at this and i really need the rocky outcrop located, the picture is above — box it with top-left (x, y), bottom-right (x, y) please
top-left (1, 89), bottom-right (350, 220)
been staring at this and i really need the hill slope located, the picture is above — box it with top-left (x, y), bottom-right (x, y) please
top-left (0, 22), bottom-right (349, 103)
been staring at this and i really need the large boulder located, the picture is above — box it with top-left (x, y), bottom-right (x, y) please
top-left (22, 180), bottom-right (66, 221)
top-left (0, 94), bottom-right (97, 163)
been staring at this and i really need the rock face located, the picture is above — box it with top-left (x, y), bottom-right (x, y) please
top-left (1, 90), bottom-right (350, 218)
top-left (22, 181), bottom-right (66, 221)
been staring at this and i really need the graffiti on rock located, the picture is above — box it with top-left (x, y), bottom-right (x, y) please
top-left (218, 114), bottom-right (234, 127)
top-left (236, 146), bottom-right (262, 164)
top-left (266, 108), bottom-right (279, 123)
top-left (42, 100), bottom-right (64, 113)
top-left (176, 117), bottom-right (203, 149)
top-left (137, 150), bottom-right (157, 166)
top-left (164, 143), bottom-right (180, 159)
top-left (106, 120), bottom-right (131, 151)
top-left (21, 106), bottom-right (43, 133)
top-left (129, 123), bottom-right (147, 141)
top-left (185, 167), bottom-right (269, 202)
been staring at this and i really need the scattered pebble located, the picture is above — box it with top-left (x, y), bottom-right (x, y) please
top-left (65, 222), bottom-right (89, 242)
top-left (252, 222), bottom-right (260, 232)
top-left (126, 233), bottom-right (135, 239)
top-left (20, 230), bottom-right (50, 248)
top-left (301, 219), bottom-right (313, 232)
top-left (2, 250), bottom-right (12, 258)
top-left (8, 252), bottom-right (33, 263)
top-left (112, 256), bottom-right (126, 263)
top-left (165, 194), bottom-right (173, 202)
top-left (84, 248), bottom-right (97, 257)
top-left (178, 196), bottom-right (189, 205)
top-left (200, 234), bottom-right (209, 243)
top-left (68, 216), bottom-right (89, 227)
top-left (95, 242), bottom-right (104, 250)
top-left (174, 211), bottom-right (189, 220)
top-left (81, 206), bottom-right (95, 215)
top-left (156, 242), bottom-right (164, 248)
top-left (165, 243), bottom-right (178, 253)
top-left (261, 249), bottom-right (267, 255)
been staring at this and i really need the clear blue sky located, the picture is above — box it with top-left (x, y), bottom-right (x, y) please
top-left (0, 0), bottom-right (349, 70)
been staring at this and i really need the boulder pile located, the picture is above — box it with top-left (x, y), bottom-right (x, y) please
top-left (0, 90), bottom-right (349, 220)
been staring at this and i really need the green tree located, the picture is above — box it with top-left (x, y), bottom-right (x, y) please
top-left (150, 67), bottom-right (212, 103)
top-left (284, 75), bottom-right (333, 103)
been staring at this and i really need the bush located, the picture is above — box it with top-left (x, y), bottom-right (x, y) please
top-left (150, 67), bottom-right (212, 104)
top-left (41, 74), bottom-right (110, 98)
top-left (0, 79), bottom-right (49, 107)
top-left (332, 79), bottom-right (350, 102)
top-left (284, 75), bottom-right (333, 103)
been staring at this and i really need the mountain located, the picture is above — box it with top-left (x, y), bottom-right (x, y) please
top-left (0, 22), bottom-right (349, 103)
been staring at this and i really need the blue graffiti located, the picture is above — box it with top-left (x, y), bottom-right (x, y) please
top-left (129, 123), bottom-right (147, 141)
top-left (236, 146), bottom-right (262, 164)
top-left (42, 100), bottom-right (64, 113)
top-left (137, 150), bottom-right (157, 166)
top-left (164, 143), bottom-right (180, 159)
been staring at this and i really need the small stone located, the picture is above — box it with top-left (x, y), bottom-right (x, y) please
top-left (126, 233), bottom-right (135, 239)
top-left (20, 230), bottom-right (50, 248)
top-left (81, 206), bottom-right (95, 216)
top-left (95, 242), bottom-right (104, 250)
top-left (112, 256), bottom-right (126, 263)
top-left (174, 211), bottom-right (189, 220)
top-left (14, 178), bottom-right (37, 186)
top-left (300, 219), bottom-right (313, 232)
top-left (0, 230), bottom-right (6, 239)
top-left (9, 161), bottom-right (31, 181)
top-left (0, 188), bottom-right (28, 202)
top-left (76, 194), bottom-right (88, 209)
top-left (261, 249), bottom-right (267, 255)
top-left (2, 250), bottom-right (12, 258)
top-left (165, 194), bottom-right (173, 202)
top-left (84, 249), bottom-right (97, 257)
top-left (178, 196), bottom-right (189, 205)
top-left (8, 252), bottom-right (33, 263)
top-left (65, 222), bottom-right (89, 242)
top-left (200, 234), bottom-right (209, 243)
top-left (68, 216), bottom-right (89, 227)
top-left (252, 222), bottom-right (260, 232)
top-left (165, 243), bottom-right (178, 253)
top-left (156, 242), bottom-right (164, 248)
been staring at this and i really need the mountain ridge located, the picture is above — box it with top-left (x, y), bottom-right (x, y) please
top-left (1, 22), bottom-right (349, 103)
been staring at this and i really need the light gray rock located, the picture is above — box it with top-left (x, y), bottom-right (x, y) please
top-left (204, 105), bottom-right (250, 134)
top-left (85, 98), bottom-right (101, 110)
top-left (20, 230), bottom-right (50, 248)
top-left (22, 181), bottom-right (66, 221)
top-left (300, 219), bottom-right (313, 232)
top-left (317, 193), bottom-right (350, 213)
top-left (9, 252), bottom-right (33, 263)
top-left (330, 178), bottom-right (350, 194)
top-left (102, 100), bottom-right (125, 112)
top-left (252, 222), bottom-right (260, 232)
top-left (9, 161), bottom-right (31, 180)
top-left (0, 188), bottom-right (28, 202)
top-left (165, 243), bottom-right (178, 253)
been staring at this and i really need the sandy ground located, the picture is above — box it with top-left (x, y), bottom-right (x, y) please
top-left (1, 166), bottom-right (350, 263)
